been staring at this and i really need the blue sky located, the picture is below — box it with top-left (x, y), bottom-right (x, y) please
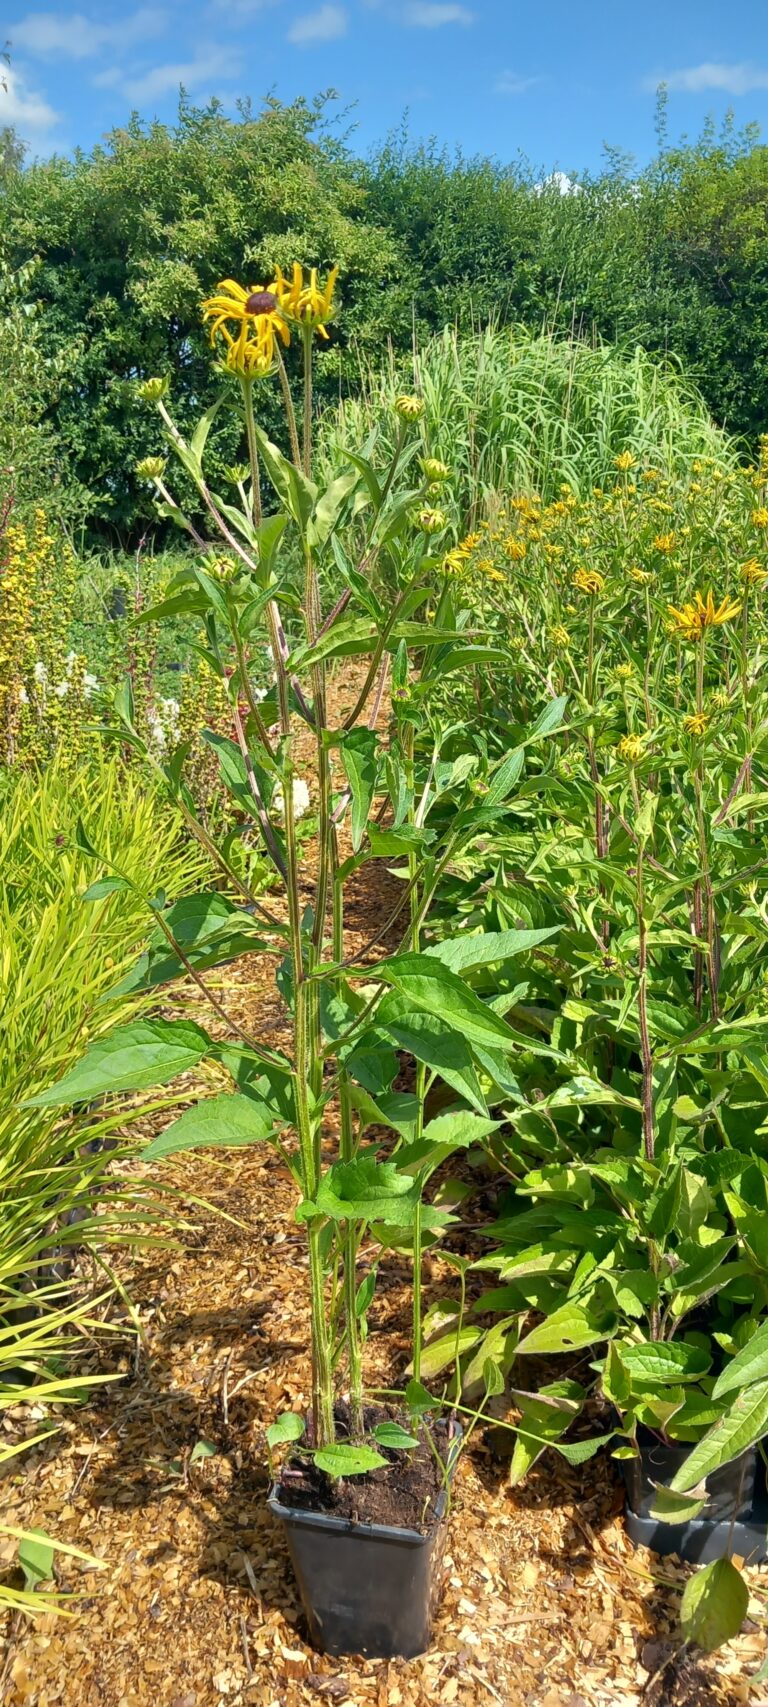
top-left (3, 0), bottom-right (768, 172)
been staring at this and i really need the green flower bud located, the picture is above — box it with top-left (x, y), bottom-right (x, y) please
top-left (136, 376), bottom-right (170, 403)
top-left (135, 456), bottom-right (167, 482)
top-left (415, 507), bottom-right (447, 535)
top-left (395, 394), bottom-right (425, 422)
top-left (420, 457), bottom-right (450, 484)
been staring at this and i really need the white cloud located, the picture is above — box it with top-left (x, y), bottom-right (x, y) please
top-left (287, 4), bottom-right (347, 42)
top-left (495, 70), bottom-right (539, 95)
top-left (9, 8), bottom-right (167, 61)
top-left (535, 171), bottom-right (582, 197)
top-left (0, 62), bottom-right (60, 148)
top-left (647, 61), bottom-right (768, 96)
top-left (118, 48), bottom-right (239, 102)
top-left (403, 2), bottom-right (473, 22)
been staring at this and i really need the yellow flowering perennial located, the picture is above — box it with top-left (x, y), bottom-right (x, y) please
top-left (617, 734), bottom-right (644, 762)
top-left (667, 590), bottom-right (742, 643)
top-left (201, 278), bottom-right (290, 375)
top-left (572, 567), bottom-right (605, 597)
top-left (274, 264), bottom-right (338, 338)
top-left (741, 558), bottom-right (768, 587)
top-left (682, 712), bottom-right (710, 737)
top-left (614, 451), bottom-right (636, 472)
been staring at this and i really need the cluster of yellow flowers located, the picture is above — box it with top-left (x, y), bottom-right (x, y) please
top-left (201, 265), bottom-right (339, 378)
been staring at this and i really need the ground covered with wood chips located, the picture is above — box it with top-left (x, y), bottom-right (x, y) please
top-left (2, 672), bottom-right (768, 1707)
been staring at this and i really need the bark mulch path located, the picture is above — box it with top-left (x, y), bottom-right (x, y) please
top-left (2, 671), bottom-right (767, 1706)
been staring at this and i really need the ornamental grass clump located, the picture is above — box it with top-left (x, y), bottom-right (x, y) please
top-left (37, 264), bottom-right (564, 1495)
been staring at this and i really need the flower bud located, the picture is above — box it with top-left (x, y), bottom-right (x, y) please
top-left (135, 376), bottom-right (169, 403)
top-left (395, 394), bottom-right (425, 421)
top-left (420, 457), bottom-right (449, 484)
top-left (135, 456), bottom-right (167, 482)
top-left (415, 507), bottom-right (446, 535)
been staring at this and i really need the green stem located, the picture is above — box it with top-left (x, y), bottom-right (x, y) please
top-left (404, 719), bottom-right (426, 1382)
top-left (302, 326), bottom-right (313, 478)
top-left (241, 379), bottom-right (263, 528)
top-left (332, 850), bottom-right (365, 1436)
top-left (275, 343), bottom-right (302, 471)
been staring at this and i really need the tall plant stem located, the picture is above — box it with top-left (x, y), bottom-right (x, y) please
top-left (693, 638), bottom-right (719, 1018)
top-left (636, 841), bottom-right (661, 1338)
top-left (275, 344), bottom-right (301, 471)
top-left (240, 379), bottom-right (262, 528)
top-left (302, 327), bottom-right (313, 478)
top-left (404, 719), bottom-right (426, 1381)
top-left (332, 845), bottom-right (365, 1436)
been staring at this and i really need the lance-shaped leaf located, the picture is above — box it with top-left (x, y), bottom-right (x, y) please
top-left (670, 1380), bottom-right (768, 1490)
top-left (142, 1091), bottom-right (279, 1160)
top-left (398, 1111), bottom-right (502, 1177)
top-left (251, 423), bottom-right (317, 530)
top-left (646, 1482), bottom-right (709, 1523)
top-left (516, 1302), bottom-right (607, 1355)
top-left (373, 953), bottom-right (519, 1054)
top-left (712, 1319), bottom-right (768, 1399)
top-left (27, 1019), bottom-right (212, 1106)
top-left (375, 1001), bottom-right (489, 1113)
top-left (619, 1340), bottom-right (711, 1386)
top-left (424, 926), bottom-right (560, 975)
top-left (313, 1444), bottom-right (387, 1478)
top-left (337, 728), bottom-right (379, 852)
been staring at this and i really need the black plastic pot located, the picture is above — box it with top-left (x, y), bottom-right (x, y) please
top-left (622, 1429), bottom-right (768, 1564)
top-left (268, 1436), bottom-right (459, 1658)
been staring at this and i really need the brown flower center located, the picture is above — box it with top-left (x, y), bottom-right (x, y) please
top-left (245, 290), bottom-right (278, 315)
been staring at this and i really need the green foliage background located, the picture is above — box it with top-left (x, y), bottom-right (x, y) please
top-left (3, 91), bottom-right (768, 537)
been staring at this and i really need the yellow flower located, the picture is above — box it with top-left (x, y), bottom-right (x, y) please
top-left (442, 548), bottom-right (466, 576)
top-left (667, 589), bottom-right (742, 643)
top-left (550, 624), bottom-right (570, 649)
top-left (741, 557), bottom-right (768, 587)
top-left (201, 277), bottom-right (290, 372)
top-left (274, 263), bottom-right (338, 339)
top-left (682, 712), bottom-right (710, 737)
top-left (395, 394), bottom-right (425, 421)
top-left (653, 532), bottom-right (676, 553)
top-left (614, 451), bottom-right (636, 472)
top-left (572, 567), bottom-right (605, 597)
top-left (627, 565), bottom-right (653, 584)
top-left (615, 662), bottom-right (635, 680)
top-left (617, 734), bottom-right (644, 763)
top-left (504, 536), bottom-right (527, 561)
top-left (711, 688), bottom-right (730, 711)
top-left (752, 507), bottom-right (768, 527)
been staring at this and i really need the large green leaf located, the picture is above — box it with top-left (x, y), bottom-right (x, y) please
top-left (374, 953), bottom-right (518, 1053)
top-left (142, 1092), bottom-right (277, 1160)
top-left (375, 1002), bottom-right (489, 1113)
top-left (299, 1157), bottom-right (447, 1229)
top-left (671, 1380), bottom-right (768, 1489)
top-left (314, 1444), bottom-right (387, 1478)
top-left (712, 1319), bottom-right (768, 1399)
top-left (424, 926), bottom-right (560, 975)
top-left (620, 1340), bottom-right (711, 1386)
top-left (680, 1558), bottom-right (748, 1652)
top-left (28, 1019), bottom-right (211, 1106)
top-left (516, 1303), bottom-right (606, 1355)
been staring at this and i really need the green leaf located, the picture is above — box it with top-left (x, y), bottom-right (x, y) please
top-left (530, 695), bottom-right (568, 737)
top-left (252, 424), bottom-right (317, 530)
top-left (314, 1444), bottom-right (387, 1478)
top-left (374, 953), bottom-right (518, 1054)
top-left (415, 1325), bottom-right (484, 1378)
top-left (338, 729), bottom-right (378, 853)
top-left (375, 1004), bottom-right (489, 1113)
top-left (302, 1157), bottom-right (445, 1229)
top-left (619, 1340), bottom-right (711, 1386)
top-left (424, 926), bottom-right (560, 975)
top-left (516, 1304), bottom-right (606, 1356)
top-left (712, 1319), bottom-right (768, 1399)
top-left (18, 1530), bottom-right (55, 1589)
top-left (266, 1412), bottom-right (306, 1451)
top-left (646, 1483), bottom-right (709, 1523)
top-left (671, 1380), bottom-right (768, 1489)
top-left (189, 1439), bottom-right (218, 1464)
top-left (27, 1019), bottom-right (211, 1106)
top-left (142, 1092), bottom-right (277, 1160)
top-left (679, 1558), bottom-right (748, 1652)
top-left (307, 467), bottom-right (361, 548)
top-left (405, 1378), bottom-right (439, 1417)
top-left (81, 876), bottom-right (131, 901)
top-left (372, 1422), bottom-right (419, 1450)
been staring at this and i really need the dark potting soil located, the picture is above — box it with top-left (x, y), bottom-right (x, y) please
top-left (276, 1403), bottom-right (452, 1532)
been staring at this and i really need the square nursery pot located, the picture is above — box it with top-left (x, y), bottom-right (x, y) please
top-left (268, 1435), bottom-right (460, 1659)
top-left (622, 1429), bottom-right (768, 1564)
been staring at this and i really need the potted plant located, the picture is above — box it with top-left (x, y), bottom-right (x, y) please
top-left (31, 264), bottom-right (564, 1657)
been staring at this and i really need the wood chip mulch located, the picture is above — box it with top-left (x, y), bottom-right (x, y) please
top-left (2, 670), bottom-right (767, 1706)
